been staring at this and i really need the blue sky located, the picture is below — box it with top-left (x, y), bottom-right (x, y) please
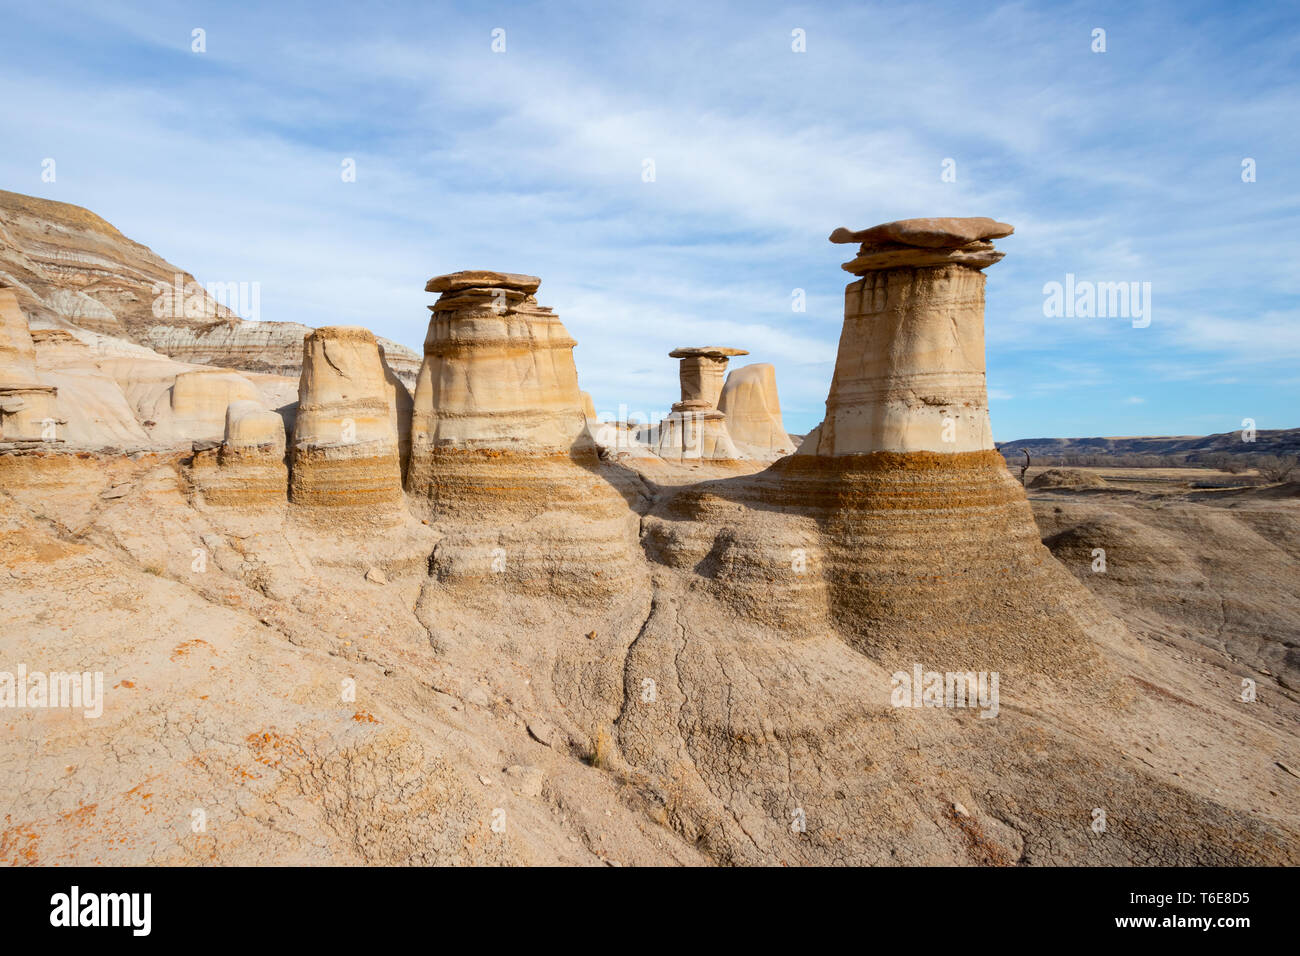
top-left (2, 0), bottom-right (1297, 439)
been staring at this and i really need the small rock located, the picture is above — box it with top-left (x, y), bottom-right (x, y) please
top-left (192, 439), bottom-right (220, 452)
top-left (365, 567), bottom-right (388, 585)
top-left (99, 484), bottom-right (131, 500)
top-left (586, 630), bottom-right (596, 640)
top-left (478, 774), bottom-right (491, 786)
top-left (953, 801), bottom-right (969, 817)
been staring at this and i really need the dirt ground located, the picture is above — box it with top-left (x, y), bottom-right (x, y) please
top-left (2, 453), bottom-right (1297, 865)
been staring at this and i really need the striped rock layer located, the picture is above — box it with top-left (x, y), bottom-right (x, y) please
top-left (290, 326), bottom-right (404, 509)
top-left (409, 273), bottom-right (645, 599)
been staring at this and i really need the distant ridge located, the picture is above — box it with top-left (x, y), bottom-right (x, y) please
top-left (998, 427), bottom-right (1300, 461)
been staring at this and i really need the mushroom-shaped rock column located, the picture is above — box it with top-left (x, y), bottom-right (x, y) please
top-left (669, 346), bottom-right (749, 409)
top-left (641, 218), bottom-right (1113, 674)
top-left (799, 216), bottom-right (1012, 456)
top-left (655, 346), bottom-right (747, 461)
top-left (406, 271), bottom-right (644, 599)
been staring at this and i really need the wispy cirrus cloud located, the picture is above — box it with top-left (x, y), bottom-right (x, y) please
top-left (1, 0), bottom-right (1296, 437)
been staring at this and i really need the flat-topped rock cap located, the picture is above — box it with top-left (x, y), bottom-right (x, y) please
top-left (669, 347), bottom-right (750, 359)
top-left (829, 217), bottom-right (1014, 248)
top-left (309, 325), bottom-right (378, 342)
top-left (426, 271), bottom-right (542, 294)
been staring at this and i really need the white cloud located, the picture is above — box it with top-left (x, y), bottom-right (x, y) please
top-left (2, 0), bottom-right (1297, 435)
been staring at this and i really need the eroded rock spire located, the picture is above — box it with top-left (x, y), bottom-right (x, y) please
top-left (799, 216), bottom-right (1013, 456)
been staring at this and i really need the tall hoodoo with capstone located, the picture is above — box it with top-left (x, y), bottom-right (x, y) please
top-left (407, 271), bottom-right (643, 598)
top-left (642, 218), bottom-right (1125, 676)
top-left (408, 271), bottom-right (586, 460)
top-left (653, 346), bottom-right (746, 461)
top-left (799, 217), bottom-right (1011, 456)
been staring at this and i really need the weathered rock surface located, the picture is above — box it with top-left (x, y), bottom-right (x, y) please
top-left (167, 369), bottom-right (262, 441)
top-left (2, 216), bottom-right (1296, 870)
top-left (408, 274), bottom-right (586, 454)
top-left (22, 324), bottom-right (283, 450)
top-left (668, 346), bottom-right (749, 409)
top-left (0, 190), bottom-right (420, 385)
top-left (191, 400), bottom-right (288, 507)
top-left (651, 347), bottom-right (746, 461)
top-left (425, 270), bottom-right (542, 295)
top-left (652, 405), bottom-right (739, 461)
top-left (1033, 479), bottom-right (1300, 689)
top-left (0, 286), bottom-right (60, 442)
top-left (290, 326), bottom-right (405, 509)
top-left (718, 362), bottom-right (794, 457)
top-left (830, 217), bottom-right (1014, 273)
top-left (830, 216), bottom-right (1014, 247)
top-left (145, 321), bottom-right (420, 387)
top-left (1029, 467), bottom-right (1108, 490)
top-left (408, 272), bottom-right (645, 599)
top-left (800, 217), bottom-right (1005, 456)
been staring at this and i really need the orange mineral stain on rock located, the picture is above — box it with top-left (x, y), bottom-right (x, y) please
top-left (245, 730), bottom-right (307, 768)
top-left (0, 819), bottom-right (41, 865)
top-left (170, 638), bottom-right (211, 662)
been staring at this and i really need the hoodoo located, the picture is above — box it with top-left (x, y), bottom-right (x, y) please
top-left (718, 362), bottom-right (794, 457)
top-left (407, 271), bottom-right (584, 459)
top-left (643, 217), bottom-right (1122, 672)
top-left (653, 346), bottom-right (746, 461)
top-left (191, 400), bottom-right (288, 507)
top-left (168, 368), bottom-right (262, 442)
top-left (289, 325), bottom-right (405, 508)
top-left (800, 217), bottom-right (1012, 456)
top-left (407, 271), bottom-right (643, 597)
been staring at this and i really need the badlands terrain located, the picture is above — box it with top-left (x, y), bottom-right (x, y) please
top-left (1, 194), bottom-right (1297, 866)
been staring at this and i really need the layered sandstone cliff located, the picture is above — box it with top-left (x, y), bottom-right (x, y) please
top-left (0, 286), bottom-right (60, 443)
top-left (0, 190), bottom-right (420, 384)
